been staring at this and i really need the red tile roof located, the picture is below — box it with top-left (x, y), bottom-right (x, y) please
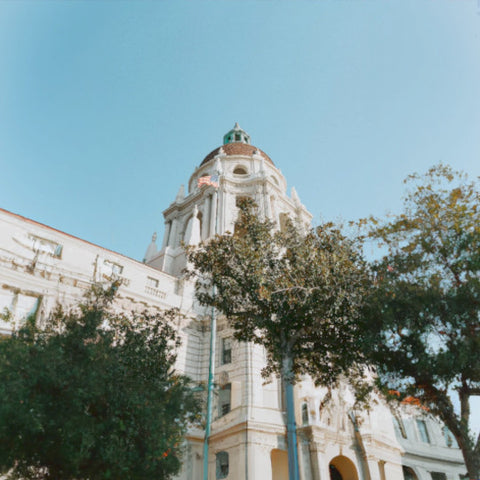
top-left (201, 142), bottom-right (274, 167)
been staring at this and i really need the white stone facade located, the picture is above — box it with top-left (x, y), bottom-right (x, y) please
top-left (0, 125), bottom-right (466, 480)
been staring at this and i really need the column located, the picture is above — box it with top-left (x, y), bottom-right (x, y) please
top-left (210, 192), bottom-right (217, 236)
top-left (202, 196), bottom-right (211, 240)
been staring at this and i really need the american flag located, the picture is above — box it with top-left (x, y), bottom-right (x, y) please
top-left (197, 174), bottom-right (219, 188)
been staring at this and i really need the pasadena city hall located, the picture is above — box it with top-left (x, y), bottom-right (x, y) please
top-left (0, 124), bottom-right (466, 480)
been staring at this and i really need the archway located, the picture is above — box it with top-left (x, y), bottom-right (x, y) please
top-left (403, 466), bottom-right (420, 480)
top-left (329, 455), bottom-right (359, 480)
top-left (271, 449), bottom-right (288, 480)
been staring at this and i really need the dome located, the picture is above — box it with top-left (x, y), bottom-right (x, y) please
top-left (200, 142), bottom-right (274, 167)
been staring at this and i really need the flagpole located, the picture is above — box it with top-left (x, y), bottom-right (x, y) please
top-left (203, 175), bottom-right (220, 480)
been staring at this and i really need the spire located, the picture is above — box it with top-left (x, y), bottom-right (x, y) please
top-left (175, 184), bottom-right (185, 203)
top-left (223, 123), bottom-right (251, 145)
top-left (143, 232), bottom-right (158, 263)
top-left (291, 187), bottom-right (301, 207)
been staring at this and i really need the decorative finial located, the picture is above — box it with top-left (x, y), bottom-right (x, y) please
top-left (291, 187), bottom-right (301, 206)
top-left (175, 184), bottom-right (185, 202)
top-left (143, 231), bottom-right (158, 263)
top-left (214, 158), bottom-right (223, 175)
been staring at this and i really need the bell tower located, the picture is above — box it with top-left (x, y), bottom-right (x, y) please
top-left (145, 125), bottom-right (312, 276)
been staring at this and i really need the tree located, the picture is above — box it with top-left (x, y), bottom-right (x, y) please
top-left (187, 199), bottom-right (370, 480)
top-left (0, 283), bottom-right (201, 480)
top-left (361, 164), bottom-right (480, 478)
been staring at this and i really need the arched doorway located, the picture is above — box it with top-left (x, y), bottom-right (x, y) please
top-left (271, 449), bottom-right (288, 480)
top-left (329, 455), bottom-right (359, 480)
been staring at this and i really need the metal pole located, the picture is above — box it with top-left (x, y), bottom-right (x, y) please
top-left (203, 183), bottom-right (219, 480)
top-left (202, 294), bottom-right (216, 480)
top-left (286, 380), bottom-right (300, 480)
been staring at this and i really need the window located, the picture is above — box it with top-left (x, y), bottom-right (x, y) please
top-left (233, 166), bottom-right (248, 175)
top-left (443, 426), bottom-right (456, 447)
top-left (216, 451), bottom-right (229, 479)
top-left (301, 403), bottom-right (309, 425)
top-left (430, 473), bottom-right (447, 480)
top-left (0, 289), bottom-right (41, 330)
top-left (235, 133), bottom-right (241, 141)
top-left (103, 260), bottom-right (123, 277)
top-left (29, 235), bottom-right (63, 258)
top-left (16, 294), bottom-right (41, 322)
top-left (416, 419), bottom-right (430, 443)
top-left (393, 415), bottom-right (407, 439)
top-left (218, 383), bottom-right (231, 417)
top-left (221, 338), bottom-right (232, 364)
top-left (146, 277), bottom-right (159, 289)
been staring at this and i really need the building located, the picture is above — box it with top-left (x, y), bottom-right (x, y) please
top-left (0, 125), bottom-right (466, 480)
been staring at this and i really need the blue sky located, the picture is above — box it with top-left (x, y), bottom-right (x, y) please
top-left (0, 0), bottom-right (479, 261)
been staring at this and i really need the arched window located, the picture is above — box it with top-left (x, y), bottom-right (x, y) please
top-left (403, 466), bottom-right (419, 480)
top-left (233, 166), bottom-right (248, 175)
top-left (216, 451), bottom-right (229, 479)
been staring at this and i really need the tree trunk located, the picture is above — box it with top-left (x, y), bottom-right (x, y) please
top-left (458, 386), bottom-right (480, 479)
top-left (283, 355), bottom-right (300, 480)
top-left (439, 387), bottom-right (479, 480)
top-left (463, 453), bottom-right (480, 480)
top-left (456, 430), bottom-right (480, 480)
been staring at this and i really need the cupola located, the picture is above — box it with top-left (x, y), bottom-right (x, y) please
top-left (223, 122), bottom-right (251, 145)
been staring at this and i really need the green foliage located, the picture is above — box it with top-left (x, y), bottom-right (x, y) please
top-left (362, 164), bottom-right (480, 478)
top-left (0, 283), bottom-right (201, 480)
top-left (187, 198), bottom-right (370, 386)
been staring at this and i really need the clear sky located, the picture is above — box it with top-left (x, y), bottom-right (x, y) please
top-left (1, 0), bottom-right (479, 261)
